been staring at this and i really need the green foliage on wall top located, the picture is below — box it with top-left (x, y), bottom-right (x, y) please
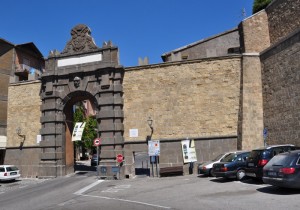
top-left (253, 0), bottom-right (272, 14)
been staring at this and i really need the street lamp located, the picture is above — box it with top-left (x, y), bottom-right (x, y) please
top-left (147, 117), bottom-right (153, 130)
top-left (146, 117), bottom-right (153, 141)
top-left (16, 127), bottom-right (26, 149)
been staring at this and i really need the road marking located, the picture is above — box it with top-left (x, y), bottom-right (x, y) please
top-left (74, 180), bottom-right (104, 195)
top-left (102, 184), bottom-right (131, 193)
top-left (80, 194), bottom-right (171, 209)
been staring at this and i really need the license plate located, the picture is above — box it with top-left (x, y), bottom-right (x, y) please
top-left (10, 172), bottom-right (17, 175)
top-left (248, 163), bottom-right (254, 167)
top-left (268, 171), bottom-right (277, 176)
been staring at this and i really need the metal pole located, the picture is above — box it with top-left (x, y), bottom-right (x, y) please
top-left (155, 156), bottom-right (159, 177)
top-left (97, 145), bottom-right (99, 178)
top-left (151, 156), bottom-right (154, 177)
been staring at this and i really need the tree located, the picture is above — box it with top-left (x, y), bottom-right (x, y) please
top-left (73, 105), bottom-right (97, 159)
top-left (253, 0), bottom-right (272, 14)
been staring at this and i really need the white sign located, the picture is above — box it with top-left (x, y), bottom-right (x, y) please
top-left (181, 139), bottom-right (197, 163)
top-left (36, 135), bottom-right (41, 144)
top-left (129, 129), bottom-right (138, 137)
top-left (148, 140), bottom-right (160, 156)
top-left (57, 53), bottom-right (102, 67)
top-left (72, 122), bottom-right (86, 141)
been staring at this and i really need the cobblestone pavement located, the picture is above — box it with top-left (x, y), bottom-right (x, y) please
top-left (0, 178), bottom-right (49, 194)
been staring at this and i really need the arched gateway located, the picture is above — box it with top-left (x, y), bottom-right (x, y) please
top-left (39, 24), bottom-right (124, 178)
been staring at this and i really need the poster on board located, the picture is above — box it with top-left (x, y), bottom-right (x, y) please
top-left (148, 140), bottom-right (160, 156)
top-left (181, 139), bottom-right (197, 163)
top-left (72, 122), bottom-right (86, 141)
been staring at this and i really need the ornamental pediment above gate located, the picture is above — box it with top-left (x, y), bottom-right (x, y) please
top-left (61, 24), bottom-right (99, 55)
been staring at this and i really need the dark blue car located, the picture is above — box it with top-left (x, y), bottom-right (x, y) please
top-left (213, 151), bottom-right (250, 180)
top-left (263, 150), bottom-right (300, 189)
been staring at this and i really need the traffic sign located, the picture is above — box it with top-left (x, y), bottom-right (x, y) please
top-left (93, 138), bottom-right (101, 146)
top-left (116, 154), bottom-right (123, 163)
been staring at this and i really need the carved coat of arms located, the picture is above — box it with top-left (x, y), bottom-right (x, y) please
top-left (62, 24), bottom-right (98, 54)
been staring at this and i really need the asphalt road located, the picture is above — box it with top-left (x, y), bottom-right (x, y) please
top-left (1, 170), bottom-right (300, 210)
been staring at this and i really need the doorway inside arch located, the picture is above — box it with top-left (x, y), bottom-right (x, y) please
top-left (63, 92), bottom-right (98, 174)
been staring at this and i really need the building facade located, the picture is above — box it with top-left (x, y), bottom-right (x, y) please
top-left (2, 0), bottom-right (299, 178)
top-left (0, 39), bottom-right (44, 165)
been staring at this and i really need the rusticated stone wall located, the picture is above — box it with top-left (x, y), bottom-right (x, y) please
top-left (261, 30), bottom-right (300, 146)
top-left (266, 0), bottom-right (300, 44)
top-left (123, 56), bottom-right (241, 140)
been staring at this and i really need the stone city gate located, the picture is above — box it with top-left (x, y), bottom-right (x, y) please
top-left (39, 24), bottom-right (124, 178)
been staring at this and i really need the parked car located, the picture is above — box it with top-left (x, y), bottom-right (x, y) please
top-left (245, 144), bottom-right (297, 180)
top-left (91, 154), bottom-right (100, 166)
top-left (263, 150), bottom-right (300, 189)
top-left (198, 152), bottom-right (232, 176)
top-left (0, 165), bottom-right (21, 181)
top-left (213, 151), bottom-right (250, 180)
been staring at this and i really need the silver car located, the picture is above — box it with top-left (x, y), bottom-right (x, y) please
top-left (198, 152), bottom-right (232, 176)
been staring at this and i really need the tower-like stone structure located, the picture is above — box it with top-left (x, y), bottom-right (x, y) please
top-left (39, 24), bottom-right (124, 177)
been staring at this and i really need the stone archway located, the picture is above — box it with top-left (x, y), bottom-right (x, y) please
top-left (39, 24), bottom-right (124, 178)
top-left (63, 91), bottom-right (98, 174)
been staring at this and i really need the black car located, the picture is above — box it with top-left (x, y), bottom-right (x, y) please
top-left (91, 154), bottom-right (100, 166)
top-left (263, 150), bottom-right (300, 189)
top-left (213, 151), bottom-right (250, 180)
top-left (245, 144), bottom-right (297, 179)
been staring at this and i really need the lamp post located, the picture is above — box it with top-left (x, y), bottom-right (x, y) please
top-left (147, 117), bottom-right (158, 177)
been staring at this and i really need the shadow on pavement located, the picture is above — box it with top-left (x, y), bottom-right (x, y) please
top-left (257, 186), bottom-right (300, 195)
top-left (197, 174), bottom-right (210, 178)
top-left (240, 178), bottom-right (264, 185)
top-left (74, 161), bottom-right (96, 173)
top-left (209, 177), bottom-right (234, 183)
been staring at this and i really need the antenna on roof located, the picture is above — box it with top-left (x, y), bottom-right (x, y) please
top-left (241, 8), bottom-right (246, 20)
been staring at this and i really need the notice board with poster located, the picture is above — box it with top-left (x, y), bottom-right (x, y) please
top-left (181, 139), bottom-right (197, 163)
top-left (72, 122), bottom-right (86, 141)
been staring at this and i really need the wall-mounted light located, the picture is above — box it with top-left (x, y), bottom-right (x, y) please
top-left (16, 127), bottom-right (22, 135)
top-left (147, 117), bottom-right (153, 129)
top-left (146, 117), bottom-right (154, 142)
top-left (16, 127), bottom-right (26, 150)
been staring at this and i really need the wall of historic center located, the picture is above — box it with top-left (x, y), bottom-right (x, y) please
top-left (7, 80), bottom-right (42, 147)
top-left (123, 56), bottom-right (242, 141)
top-left (266, 0), bottom-right (300, 45)
top-left (261, 30), bottom-right (300, 146)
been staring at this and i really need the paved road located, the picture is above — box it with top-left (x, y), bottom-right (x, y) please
top-left (1, 170), bottom-right (300, 210)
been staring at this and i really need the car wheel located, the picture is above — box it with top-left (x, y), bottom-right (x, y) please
top-left (209, 169), bottom-right (215, 177)
top-left (236, 169), bottom-right (246, 181)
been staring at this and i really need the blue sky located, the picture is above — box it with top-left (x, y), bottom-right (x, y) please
top-left (1, 0), bottom-right (253, 67)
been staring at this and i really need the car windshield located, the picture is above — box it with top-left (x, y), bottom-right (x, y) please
top-left (6, 166), bottom-right (18, 172)
top-left (222, 153), bottom-right (238, 162)
top-left (267, 154), bottom-right (297, 167)
top-left (212, 154), bottom-right (225, 161)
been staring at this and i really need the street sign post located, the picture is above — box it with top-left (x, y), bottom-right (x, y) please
top-left (93, 138), bottom-right (101, 178)
top-left (116, 154), bottom-right (123, 163)
top-left (93, 138), bottom-right (101, 146)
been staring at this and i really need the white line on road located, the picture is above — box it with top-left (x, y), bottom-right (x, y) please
top-left (74, 180), bottom-right (104, 195)
top-left (80, 194), bottom-right (171, 209)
